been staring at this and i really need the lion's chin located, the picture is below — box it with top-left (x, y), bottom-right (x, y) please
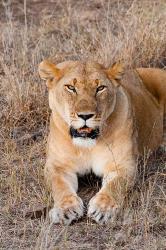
top-left (72, 137), bottom-right (96, 148)
top-left (70, 126), bottom-right (99, 148)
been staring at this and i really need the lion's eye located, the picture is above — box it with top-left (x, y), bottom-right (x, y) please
top-left (96, 85), bottom-right (106, 93)
top-left (65, 85), bottom-right (76, 93)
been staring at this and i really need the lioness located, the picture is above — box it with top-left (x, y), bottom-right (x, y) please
top-left (38, 60), bottom-right (166, 225)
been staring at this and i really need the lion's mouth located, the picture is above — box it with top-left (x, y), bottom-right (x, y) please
top-left (70, 125), bottom-right (99, 139)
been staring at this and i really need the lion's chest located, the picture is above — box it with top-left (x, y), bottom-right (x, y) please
top-left (75, 151), bottom-right (92, 175)
top-left (75, 147), bottom-right (111, 177)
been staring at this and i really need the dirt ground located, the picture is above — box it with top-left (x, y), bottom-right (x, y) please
top-left (0, 0), bottom-right (166, 249)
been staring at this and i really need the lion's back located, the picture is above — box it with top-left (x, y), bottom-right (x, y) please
top-left (122, 69), bottom-right (164, 154)
top-left (136, 68), bottom-right (166, 105)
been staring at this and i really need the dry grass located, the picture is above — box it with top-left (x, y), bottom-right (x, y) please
top-left (0, 0), bottom-right (166, 249)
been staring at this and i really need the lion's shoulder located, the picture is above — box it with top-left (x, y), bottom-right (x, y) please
top-left (136, 68), bottom-right (166, 102)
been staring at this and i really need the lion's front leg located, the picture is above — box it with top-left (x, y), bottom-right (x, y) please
top-left (45, 165), bottom-right (84, 225)
top-left (88, 165), bottom-right (135, 224)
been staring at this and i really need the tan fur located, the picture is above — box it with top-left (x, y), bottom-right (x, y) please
top-left (38, 60), bottom-right (166, 224)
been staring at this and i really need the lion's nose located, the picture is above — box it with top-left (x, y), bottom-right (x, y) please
top-left (77, 113), bottom-right (94, 121)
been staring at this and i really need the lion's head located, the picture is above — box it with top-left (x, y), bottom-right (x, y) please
top-left (39, 60), bottom-right (124, 147)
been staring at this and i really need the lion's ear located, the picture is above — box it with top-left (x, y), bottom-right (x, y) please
top-left (38, 60), bottom-right (62, 87)
top-left (106, 62), bottom-right (124, 81)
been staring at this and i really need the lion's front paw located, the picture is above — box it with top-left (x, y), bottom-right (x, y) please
top-left (88, 192), bottom-right (119, 224)
top-left (49, 195), bottom-right (84, 225)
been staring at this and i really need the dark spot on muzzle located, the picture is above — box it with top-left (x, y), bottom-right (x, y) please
top-left (70, 126), bottom-right (100, 139)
